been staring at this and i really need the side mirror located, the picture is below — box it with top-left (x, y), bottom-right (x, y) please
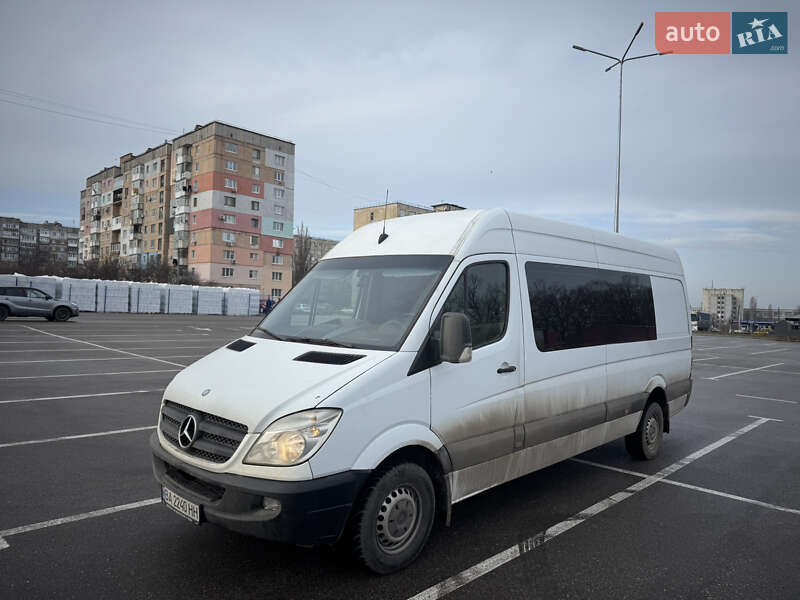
top-left (440, 312), bottom-right (472, 363)
top-left (46, 295), bottom-right (53, 300)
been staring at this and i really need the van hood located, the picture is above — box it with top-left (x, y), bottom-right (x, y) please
top-left (162, 336), bottom-right (393, 432)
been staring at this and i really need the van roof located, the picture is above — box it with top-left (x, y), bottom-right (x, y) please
top-left (325, 209), bottom-right (683, 276)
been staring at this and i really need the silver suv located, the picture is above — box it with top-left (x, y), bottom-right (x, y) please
top-left (0, 286), bottom-right (80, 321)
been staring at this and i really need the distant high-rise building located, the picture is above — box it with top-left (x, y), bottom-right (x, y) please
top-left (78, 121), bottom-right (295, 299)
top-left (0, 217), bottom-right (78, 266)
top-left (701, 288), bottom-right (744, 323)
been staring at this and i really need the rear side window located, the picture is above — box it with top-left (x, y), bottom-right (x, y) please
top-left (525, 262), bottom-right (656, 351)
top-left (3, 287), bottom-right (25, 297)
top-left (442, 261), bottom-right (508, 349)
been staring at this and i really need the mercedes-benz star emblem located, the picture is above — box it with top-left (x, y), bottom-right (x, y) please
top-left (178, 414), bottom-right (198, 449)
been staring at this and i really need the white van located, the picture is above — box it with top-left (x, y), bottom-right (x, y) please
top-left (151, 209), bottom-right (692, 573)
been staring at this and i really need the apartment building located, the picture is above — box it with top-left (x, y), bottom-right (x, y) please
top-left (353, 201), bottom-right (465, 230)
top-left (171, 122), bottom-right (294, 299)
top-left (78, 122), bottom-right (294, 299)
top-left (0, 216), bottom-right (79, 266)
top-left (701, 287), bottom-right (745, 323)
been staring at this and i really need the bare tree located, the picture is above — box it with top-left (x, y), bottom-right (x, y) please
top-left (293, 222), bottom-right (312, 285)
top-left (748, 296), bottom-right (757, 322)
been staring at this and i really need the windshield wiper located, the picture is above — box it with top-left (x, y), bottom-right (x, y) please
top-left (254, 327), bottom-right (286, 341)
top-left (284, 336), bottom-right (356, 349)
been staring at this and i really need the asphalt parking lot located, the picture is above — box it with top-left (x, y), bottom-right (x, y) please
top-left (0, 314), bottom-right (798, 599)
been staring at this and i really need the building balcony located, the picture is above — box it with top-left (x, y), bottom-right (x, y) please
top-left (176, 151), bottom-right (191, 164)
top-left (174, 169), bottom-right (192, 182)
top-left (175, 186), bottom-right (189, 199)
top-left (175, 203), bottom-right (190, 216)
top-left (111, 217), bottom-right (122, 230)
top-left (131, 209), bottom-right (144, 225)
top-left (132, 171), bottom-right (143, 181)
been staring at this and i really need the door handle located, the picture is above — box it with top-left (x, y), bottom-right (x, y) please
top-left (497, 363), bottom-right (517, 374)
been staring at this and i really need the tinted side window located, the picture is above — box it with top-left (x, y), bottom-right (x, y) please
top-left (525, 262), bottom-right (655, 351)
top-left (4, 287), bottom-right (26, 297)
top-left (442, 262), bottom-right (508, 349)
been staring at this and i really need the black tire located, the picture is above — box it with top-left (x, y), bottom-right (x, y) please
top-left (351, 462), bottom-right (435, 574)
top-left (53, 307), bottom-right (71, 322)
top-left (626, 402), bottom-right (664, 460)
top-left (0, 305), bottom-right (8, 321)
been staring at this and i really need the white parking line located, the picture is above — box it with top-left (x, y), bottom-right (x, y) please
top-left (0, 389), bottom-right (165, 405)
top-left (571, 459), bottom-right (800, 516)
top-left (0, 345), bottom-right (219, 353)
top-left (706, 363), bottom-right (784, 380)
top-left (0, 425), bottom-right (156, 449)
top-left (22, 327), bottom-right (189, 368)
top-left (751, 348), bottom-right (790, 355)
top-left (0, 369), bottom-right (180, 380)
top-left (0, 498), bottom-right (161, 550)
top-left (692, 346), bottom-right (737, 351)
top-left (0, 355), bottom-right (203, 365)
top-left (407, 416), bottom-right (776, 600)
top-left (692, 356), bottom-right (721, 362)
top-left (736, 394), bottom-right (796, 404)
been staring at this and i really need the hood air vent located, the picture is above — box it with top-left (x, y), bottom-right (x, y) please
top-left (226, 339), bottom-right (255, 352)
top-left (294, 351), bottom-right (365, 365)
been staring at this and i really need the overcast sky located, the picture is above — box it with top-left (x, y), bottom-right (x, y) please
top-left (0, 0), bottom-right (797, 307)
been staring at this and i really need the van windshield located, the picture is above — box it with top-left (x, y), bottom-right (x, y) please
top-left (255, 255), bottom-right (452, 351)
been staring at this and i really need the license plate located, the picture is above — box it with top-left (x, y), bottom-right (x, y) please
top-left (162, 486), bottom-right (201, 525)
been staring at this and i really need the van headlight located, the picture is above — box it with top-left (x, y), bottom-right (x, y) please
top-left (244, 409), bottom-right (342, 466)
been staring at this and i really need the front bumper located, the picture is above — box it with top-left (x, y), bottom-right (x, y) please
top-left (150, 432), bottom-right (369, 545)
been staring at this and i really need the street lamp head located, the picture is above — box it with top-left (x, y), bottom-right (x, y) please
top-left (572, 45), bottom-right (587, 51)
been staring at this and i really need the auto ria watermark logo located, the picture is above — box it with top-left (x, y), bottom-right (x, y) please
top-left (655, 12), bottom-right (788, 54)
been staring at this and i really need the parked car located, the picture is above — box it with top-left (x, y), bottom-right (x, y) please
top-left (151, 209), bottom-right (692, 573)
top-left (0, 286), bottom-right (79, 321)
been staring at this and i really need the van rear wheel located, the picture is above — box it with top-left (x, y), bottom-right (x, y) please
top-left (626, 402), bottom-right (664, 460)
top-left (0, 305), bottom-right (8, 321)
top-left (351, 462), bottom-right (435, 574)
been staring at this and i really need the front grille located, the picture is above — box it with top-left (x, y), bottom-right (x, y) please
top-left (159, 400), bottom-right (248, 464)
top-left (164, 466), bottom-right (225, 502)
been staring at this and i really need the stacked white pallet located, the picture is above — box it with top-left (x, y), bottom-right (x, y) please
top-left (66, 278), bottom-right (97, 311)
top-left (0, 274), bottom-right (17, 287)
top-left (196, 286), bottom-right (224, 315)
top-left (166, 284), bottom-right (193, 314)
top-left (103, 280), bottom-right (130, 313)
top-left (248, 290), bottom-right (261, 316)
top-left (131, 283), bottom-right (162, 313)
top-left (95, 280), bottom-right (106, 312)
top-left (30, 276), bottom-right (59, 297)
top-left (223, 288), bottom-right (251, 316)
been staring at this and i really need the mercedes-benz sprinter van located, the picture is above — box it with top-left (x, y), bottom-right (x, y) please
top-left (151, 209), bottom-right (692, 573)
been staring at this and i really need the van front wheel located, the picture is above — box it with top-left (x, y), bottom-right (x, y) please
top-left (626, 402), bottom-right (664, 460)
top-left (351, 462), bottom-right (435, 574)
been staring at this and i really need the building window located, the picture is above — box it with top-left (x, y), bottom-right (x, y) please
top-left (224, 250), bottom-right (235, 260)
top-left (253, 149), bottom-right (261, 160)
top-left (195, 161), bottom-right (199, 172)
top-left (191, 250), bottom-right (195, 258)
top-left (224, 178), bottom-right (237, 190)
top-left (225, 142), bottom-right (238, 154)
top-left (193, 180), bottom-right (198, 192)
top-left (157, 239), bottom-right (162, 250)
top-left (272, 254), bottom-right (283, 265)
top-left (222, 267), bottom-right (234, 277)
top-left (250, 235), bottom-right (259, 246)
top-left (252, 166), bottom-right (260, 178)
top-left (273, 221), bottom-right (284, 232)
top-left (192, 215), bottom-right (196, 224)
top-left (274, 154), bottom-right (286, 167)
top-left (222, 214), bottom-right (236, 224)
top-left (224, 196), bottom-right (236, 207)
top-left (274, 204), bottom-right (283, 215)
top-left (222, 232), bottom-right (236, 243)
top-left (274, 171), bottom-right (284, 183)
top-left (225, 160), bottom-right (238, 172)
top-left (160, 175), bottom-right (164, 186)
top-left (150, 239), bottom-right (155, 248)
top-left (274, 188), bottom-right (284, 200)
top-left (251, 200), bottom-right (260, 211)
top-left (159, 191), bottom-right (164, 203)
top-left (272, 272), bottom-right (282, 281)
top-left (251, 218), bottom-right (259, 228)
top-left (193, 197), bottom-right (198, 207)
top-left (273, 239), bottom-right (284, 248)
top-left (249, 270), bottom-right (258, 279)
top-left (271, 288), bottom-right (282, 298)
top-left (250, 252), bottom-right (259, 260)
top-left (192, 232), bottom-right (197, 242)
top-left (370, 212), bottom-right (374, 221)
top-left (252, 184), bottom-right (261, 194)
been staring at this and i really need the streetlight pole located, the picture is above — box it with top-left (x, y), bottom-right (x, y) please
top-left (573, 22), bottom-right (669, 233)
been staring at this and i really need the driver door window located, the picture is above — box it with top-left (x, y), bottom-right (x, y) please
top-left (441, 262), bottom-right (509, 349)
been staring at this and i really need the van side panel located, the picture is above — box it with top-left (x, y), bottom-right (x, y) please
top-left (651, 275), bottom-right (692, 415)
